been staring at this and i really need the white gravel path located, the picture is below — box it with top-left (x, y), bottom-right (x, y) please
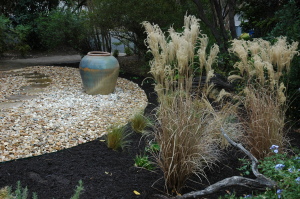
top-left (0, 66), bottom-right (148, 162)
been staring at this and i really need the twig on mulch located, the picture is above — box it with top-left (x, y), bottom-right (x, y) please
top-left (152, 128), bottom-right (277, 199)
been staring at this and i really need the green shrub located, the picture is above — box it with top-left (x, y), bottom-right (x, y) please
top-left (0, 15), bottom-right (33, 56)
top-left (35, 8), bottom-right (90, 52)
top-left (0, 15), bottom-right (10, 54)
top-left (105, 125), bottom-right (131, 151)
top-left (13, 24), bottom-right (32, 57)
top-left (124, 47), bottom-right (133, 56)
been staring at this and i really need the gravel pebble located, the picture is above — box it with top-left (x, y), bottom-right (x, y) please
top-left (0, 66), bottom-right (148, 162)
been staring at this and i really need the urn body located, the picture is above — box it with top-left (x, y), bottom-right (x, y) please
top-left (79, 51), bottom-right (119, 95)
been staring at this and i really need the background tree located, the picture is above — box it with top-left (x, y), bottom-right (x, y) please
top-left (0, 0), bottom-right (60, 24)
top-left (188, 0), bottom-right (241, 72)
top-left (191, 0), bottom-right (239, 53)
top-left (35, 7), bottom-right (90, 53)
top-left (87, 0), bottom-right (186, 56)
top-left (237, 0), bottom-right (295, 38)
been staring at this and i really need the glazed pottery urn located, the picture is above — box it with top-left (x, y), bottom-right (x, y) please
top-left (79, 51), bottom-right (119, 95)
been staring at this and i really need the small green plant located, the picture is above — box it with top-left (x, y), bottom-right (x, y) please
top-left (70, 180), bottom-right (84, 199)
top-left (145, 141), bottom-right (160, 153)
top-left (134, 154), bottom-right (155, 170)
top-left (0, 180), bottom-right (83, 199)
top-left (0, 181), bottom-right (37, 199)
top-left (237, 158), bottom-right (251, 176)
top-left (105, 125), bottom-right (131, 151)
top-left (130, 112), bottom-right (151, 133)
top-left (113, 49), bottom-right (119, 58)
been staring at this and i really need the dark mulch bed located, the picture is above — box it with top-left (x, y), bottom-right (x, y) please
top-left (0, 58), bottom-right (299, 199)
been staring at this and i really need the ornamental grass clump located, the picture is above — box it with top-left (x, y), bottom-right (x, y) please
top-left (143, 15), bottom-right (241, 193)
top-left (105, 125), bottom-right (131, 151)
top-left (228, 37), bottom-right (299, 159)
top-left (130, 112), bottom-right (152, 133)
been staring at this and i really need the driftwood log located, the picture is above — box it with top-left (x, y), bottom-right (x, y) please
top-left (152, 129), bottom-right (277, 199)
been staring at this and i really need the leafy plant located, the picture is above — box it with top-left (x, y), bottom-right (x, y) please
top-left (35, 8), bottom-right (90, 52)
top-left (219, 146), bottom-right (300, 199)
top-left (105, 125), bottom-right (131, 151)
top-left (145, 141), bottom-right (160, 153)
top-left (258, 146), bottom-right (300, 199)
top-left (237, 158), bottom-right (251, 177)
top-left (134, 154), bottom-right (155, 170)
top-left (130, 112), bottom-right (152, 133)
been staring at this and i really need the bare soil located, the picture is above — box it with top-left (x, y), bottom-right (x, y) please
top-left (0, 55), bottom-right (299, 199)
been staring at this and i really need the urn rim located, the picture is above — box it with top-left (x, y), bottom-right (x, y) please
top-left (87, 51), bottom-right (111, 56)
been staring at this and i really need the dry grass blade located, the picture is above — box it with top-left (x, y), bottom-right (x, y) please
top-left (242, 87), bottom-right (287, 159)
top-left (155, 94), bottom-right (219, 192)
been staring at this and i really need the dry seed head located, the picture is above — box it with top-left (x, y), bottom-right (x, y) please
top-left (177, 40), bottom-right (191, 75)
top-left (205, 83), bottom-right (215, 96)
top-left (206, 70), bottom-right (215, 83)
top-left (248, 40), bottom-right (260, 54)
top-left (197, 36), bottom-right (207, 70)
top-left (183, 15), bottom-right (200, 45)
top-left (269, 36), bottom-right (299, 73)
top-left (205, 44), bottom-right (219, 72)
top-left (277, 82), bottom-right (286, 104)
top-left (228, 74), bottom-right (243, 83)
top-left (216, 89), bottom-right (232, 102)
top-left (230, 40), bottom-right (248, 66)
top-left (253, 55), bottom-right (265, 85)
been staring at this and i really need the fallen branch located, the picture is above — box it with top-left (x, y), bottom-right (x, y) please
top-left (152, 128), bottom-right (277, 199)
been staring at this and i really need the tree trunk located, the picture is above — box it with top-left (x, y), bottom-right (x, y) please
top-left (228, 0), bottom-right (237, 39)
top-left (192, 0), bottom-right (226, 53)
